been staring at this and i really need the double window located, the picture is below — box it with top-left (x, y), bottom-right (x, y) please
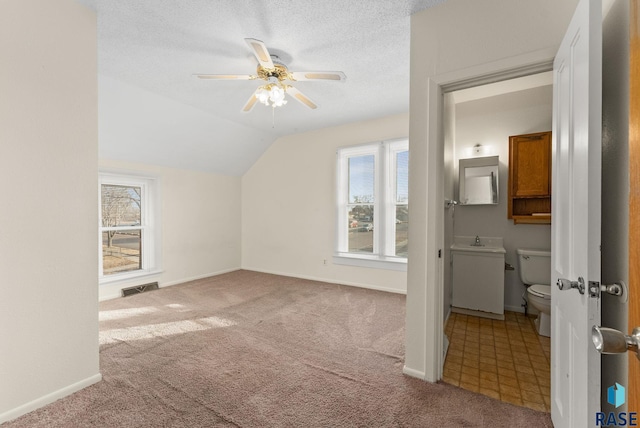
top-left (335, 139), bottom-right (408, 268)
top-left (99, 173), bottom-right (159, 282)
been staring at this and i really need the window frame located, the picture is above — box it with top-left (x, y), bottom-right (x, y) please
top-left (98, 172), bottom-right (161, 284)
top-left (334, 139), bottom-right (408, 270)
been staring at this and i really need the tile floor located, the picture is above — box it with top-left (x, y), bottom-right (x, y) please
top-left (442, 311), bottom-right (551, 412)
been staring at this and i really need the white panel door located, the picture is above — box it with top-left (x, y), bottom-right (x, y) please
top-left (551, 0), bottom-right (602, 427)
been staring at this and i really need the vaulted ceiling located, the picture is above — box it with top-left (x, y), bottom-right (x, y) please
top-left (78, 0), bottom-right (445, 175)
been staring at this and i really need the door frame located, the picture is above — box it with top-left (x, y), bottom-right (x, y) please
top-left (405, 48), bottom-right (556, 382)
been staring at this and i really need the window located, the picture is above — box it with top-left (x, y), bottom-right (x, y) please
top-left (99, 173), bottom-right (160, 283)
top-left (335, 139), bottom-right (409, 269)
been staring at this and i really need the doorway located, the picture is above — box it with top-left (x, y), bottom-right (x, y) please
top-left (440, 72), bottom-right (554, 410)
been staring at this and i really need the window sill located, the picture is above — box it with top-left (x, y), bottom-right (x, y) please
top-left (333, 254), bottom-right (407, 271)
top-left (99, 269), bottom-right (163, 286)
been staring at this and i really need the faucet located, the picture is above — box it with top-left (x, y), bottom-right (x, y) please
top-left (472, 235), bottom-right (483, 246)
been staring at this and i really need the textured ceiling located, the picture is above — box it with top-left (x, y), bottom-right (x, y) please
top-left (79, 0), bottom-right (446, 174)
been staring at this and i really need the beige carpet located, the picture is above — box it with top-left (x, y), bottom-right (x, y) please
top-left (5, 270), bottom-right (553, 427)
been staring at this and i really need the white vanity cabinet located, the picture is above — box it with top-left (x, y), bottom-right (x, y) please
top-left (451, 236), bottom-right (505, 320)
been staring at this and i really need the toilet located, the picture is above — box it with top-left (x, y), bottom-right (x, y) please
top-left (516, 248), bottom-right (552, 337)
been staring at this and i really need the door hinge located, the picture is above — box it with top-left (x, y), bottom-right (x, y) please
top-left (438, 249), bottom-right (442, 258)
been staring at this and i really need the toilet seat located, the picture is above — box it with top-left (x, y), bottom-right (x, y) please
top-left (528, 284), bottom-right (551, 299)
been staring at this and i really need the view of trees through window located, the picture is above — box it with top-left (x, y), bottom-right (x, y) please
top-left (346, 147), bottom-right (409, 257)
top-left (395, 150), bottom-right (409, 257)
top-left (101, 184), bottom-right (142, 275)
top-left (348, 155), bottom-right (375, 253)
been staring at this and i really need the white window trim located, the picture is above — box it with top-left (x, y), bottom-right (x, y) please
top-left (98, 171), bottom-right (162, 285)
top-left (335, 138), bottom-right (408, 270)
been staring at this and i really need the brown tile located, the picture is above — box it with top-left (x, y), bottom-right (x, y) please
top-left (480, 387), bottom-right (501, 400)
top-left (461, 365), bottom-right (480, 377)
top-left (515, 371), bottom-right (537, 385)
top-left (501, 394), bottom-right (523, 407)
top-left (463, 359), bottom-right (480, 370)
top-left (531, 361), bottom-right (550, 372)
top-left (449, 343), bottom-right (464, 353)
top-left (496, 359), bottom-right (515, 369)
top-left (521, 389), bottom-right (545, 404)
top-left (537, 374), bottom-right (551, 387)
top-left (442, 376), bottom-right (460, 387)
top-left (497, 366), bottom-right (517, 378)
top-left (479, 361), bottom-right (498, 373)
top-left (497, 353), bottom-right (514, 363)
top-left (479, 355), bottom-right (496, 366)
top-left (495, 347), bottom-right (511, 357)
top-left (523, 401), bottom-right (547, 412)
top-left (519, 380), bottom-right (540, 393)
top-left (465, 334), bottom-right (480, 344)
top-left (447, 355), bottom-right (463, 365)
top-left (529, 354), bottom-right (549, 365)
top-left (460, 372), bottom-right (480, 386)
top-left (499, 384), bottom-right (522, 398)
top-left (443, 367), bottom-right (461, 381)
top-left (464, 347), bottom-right (480, 356)
top-left (459, 381), bottom-right (480, 393)
top-left (448, 348), bottom-right (464, 358)
top-left (480, 370), bottom-right (498, 382)
top-left (515, 364), bottom-right (535, 375)
top-left (494, 337), bottom-right (510, 347)
top-left (498, 375), bottom-right (519, 388)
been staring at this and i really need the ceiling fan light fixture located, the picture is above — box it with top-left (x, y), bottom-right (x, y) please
top-left (255, 83), bottom-right (288, 108)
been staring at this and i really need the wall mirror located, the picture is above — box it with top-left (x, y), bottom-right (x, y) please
top-left (459, 155), bottom-right (499, 205)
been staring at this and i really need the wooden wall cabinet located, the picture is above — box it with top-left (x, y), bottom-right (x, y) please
top-left (508, 131), bottom-right (552, 224)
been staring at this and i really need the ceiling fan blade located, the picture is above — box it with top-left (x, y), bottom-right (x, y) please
top-left (241, 90), bottom-right (259, 113)
top-left (286, 86), bottom-right (317, 109)
top-left (194, 74), bottom-right (254, 80)
top-left (289, 71), bottom-right (346, 82)
top-left (244, 38), bottom-right (274, 69)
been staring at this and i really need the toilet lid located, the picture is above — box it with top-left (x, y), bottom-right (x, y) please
top-left (529, 284), bottom-right (551, 299)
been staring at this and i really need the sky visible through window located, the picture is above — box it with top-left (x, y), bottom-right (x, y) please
top-left (348, 155), bottom-right (375, 203)
top-left (397, 150), bottom-right (408, 203)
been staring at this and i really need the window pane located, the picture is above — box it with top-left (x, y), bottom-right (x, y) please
top-left (102, 230), bottom-right (142, 275)
top-left (101, 184), bottom-right (141, 227)
top-left (396, 150), bottom-right (409, 203)
top-left (395, 205), bottom-right (408, 257)
top-left (348, 155), bottom-right (375, 204)
top-left (348, 205), bottom-right (374, 253)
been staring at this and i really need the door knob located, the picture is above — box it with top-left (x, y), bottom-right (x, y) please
top-left (592, 325), bottom-right (640, 360)
top-left (557, 277), bottom-right (585, 294)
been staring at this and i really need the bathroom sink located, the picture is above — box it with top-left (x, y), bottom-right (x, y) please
top-left (450, 236), bottom-right (506, 254)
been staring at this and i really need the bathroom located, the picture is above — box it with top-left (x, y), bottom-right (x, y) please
top-left (441, 71), bottom-right (554, 411)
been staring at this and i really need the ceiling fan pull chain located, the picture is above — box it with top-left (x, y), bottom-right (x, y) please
top-left (272, 105), bottom-right (275, 128)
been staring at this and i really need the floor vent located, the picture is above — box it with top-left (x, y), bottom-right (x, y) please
top-left (122, 282), bottom-right (159, 297)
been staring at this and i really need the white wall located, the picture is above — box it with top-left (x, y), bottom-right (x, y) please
top-left (452, 86), bottom-right (553, 313)
top-left (99, 160), bottom-right (242, 301)
top-left (0, 0), bottom-right (100, 422)
top-left (242, 113), bottom-right (409, 294)
top-left (407, 0), bottom-right (579, 380)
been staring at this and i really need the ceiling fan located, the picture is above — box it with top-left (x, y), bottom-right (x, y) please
top-left (194, 38), bottom-right (346, 112)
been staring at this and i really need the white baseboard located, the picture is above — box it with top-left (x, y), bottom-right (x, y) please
top-left (160, 267), bottom-right (241, 288)
top-left (0, 373), bottom-right (102, 424)
top-left (241, 267), bottom-right (407, 295)
top-left (99, 267), bottom-right (241, 301)
top-left (402, 365), bottom-right (426, 380)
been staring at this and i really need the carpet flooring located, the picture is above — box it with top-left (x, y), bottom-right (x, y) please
top-left (5, 270), bottom-right (553, 427)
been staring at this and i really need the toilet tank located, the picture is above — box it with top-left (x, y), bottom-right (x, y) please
top-left (516, 248), bottom-right (551, 286)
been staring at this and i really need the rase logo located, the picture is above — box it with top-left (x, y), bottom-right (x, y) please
top-left (596, 382), bottom-right (638, 426)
